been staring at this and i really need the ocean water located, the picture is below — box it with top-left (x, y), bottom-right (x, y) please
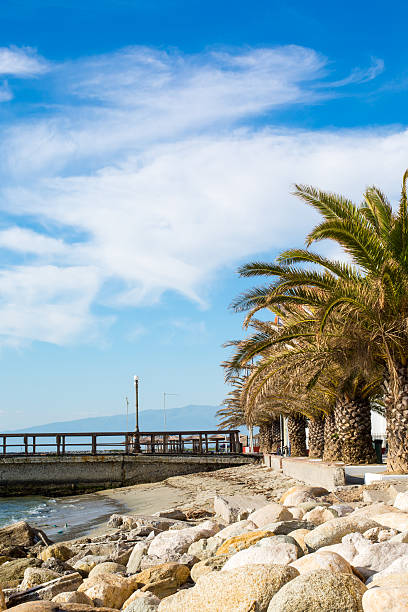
top-left (0, 493), bottom-right (125, 542)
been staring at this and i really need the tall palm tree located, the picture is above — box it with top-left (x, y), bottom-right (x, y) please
top-left (233, 172), bottom-right (408, 470)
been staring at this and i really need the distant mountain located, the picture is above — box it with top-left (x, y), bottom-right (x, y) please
top-left (7, 405), bottom-right (223, 433)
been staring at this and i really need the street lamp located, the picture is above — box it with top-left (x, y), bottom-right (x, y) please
top-left (134, 376), bottom-right (139, 433)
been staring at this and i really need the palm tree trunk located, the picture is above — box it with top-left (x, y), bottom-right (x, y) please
top-left (323, 412), bottom-right (342, 462)
top-left (308, 416), bottom-right (324, 458)
top-left (384, 364), bottom-right (408, 473)
top-left (334, 394), bottom-right (376, 464)
top-left (259, 419), bottom-right (281, 453)
top-left (287, 414), bottom-right (307, 456)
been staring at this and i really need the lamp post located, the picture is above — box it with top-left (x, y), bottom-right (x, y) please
top-left (134, 376), bottom-right (139, 433)
top-left (133, 376), bottom-right (140, 453)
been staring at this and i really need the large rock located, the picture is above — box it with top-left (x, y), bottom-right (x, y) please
top-left (267, 569), bottom-right (366, 611)
top-left (190, 556), bottom-right (228, 582)
top-left (147, 520), bottom-right (219, 562)
top-left (303, 506), bottom-right (338, 525)
top-left (365, 555), bottom-right (408, 584)
top-left (157, 564), bottom-right (299, 612)
top-left (363, 527), bottom-right (398, 542)
top-left (290, 550), bottom-right (353, 575)
top-left (39, 544), bottom-right (74, 562)
top-left (368, 572), bottom-right (408, 588)
top-left (213, 495), bottom-right (267, 524)
top-left (52, 591), bottom-right (94, 605)
top-left (288, 529), bottom-right (311, 554)
top-left (260, 520), bottom-right (313, 535)
top-left (304, 516), bottom-right (381, 551)
top-left (248, 503), bottom-right (293, 528)
top-left (372, 511), bottom-right (408, 532)
top-left (216, 530), bottom-right (275, 556)
top-left (394, 492), bottom-right (408, 512)
top-left (88, 561), bottom-right (126, 578)
top-left (129, 562), bottom-right (190, 599)
top-left (362, 585), bottom-right (408, 611)
top-left (0, 589), bottom-right (4, 611)
top-left (127, 542), bottom-right (149, 574)
top-left (187, 536), bottom-right (222, 560)
top-left (6, 573), bottom-right (83, 607)
top-left (123, 591), bottom-right (160, 611)
top-left (78, 572), bottom-right (134, 608)
top-left (0, 557), bottom-right (41, 588)
top-left (352, 542), bottom-right (408, 579)
top-left (280, 486), bottom-right (328, 507)
top-left (72, 555), bottom-right (110, 574)
top-left (221, 536), bottom-right (301, 571)
top-left (215, 520), bottom-right (254, 541)
top-left (20, 567), bottom-right (60, 589)
top-left (0, 521), bottom-right (49, 551)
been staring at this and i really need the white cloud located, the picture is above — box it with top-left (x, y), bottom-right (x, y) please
top-left (0, 46), bottom-right (48, 76)
top-left (0, 44), bottom-right (398, 347)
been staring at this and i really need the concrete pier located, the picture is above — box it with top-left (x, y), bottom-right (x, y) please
top-left (0, 453), bottom-right (259, 496)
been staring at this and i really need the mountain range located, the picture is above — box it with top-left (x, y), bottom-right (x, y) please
top-left (7, 405), bottom-right (223, 433)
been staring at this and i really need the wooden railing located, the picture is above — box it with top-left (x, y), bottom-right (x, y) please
top-left (0, 430), bottom-right (242, 456)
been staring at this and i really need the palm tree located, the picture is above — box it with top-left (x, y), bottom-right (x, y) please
top-left (233, 172), bottom-right (408, 470)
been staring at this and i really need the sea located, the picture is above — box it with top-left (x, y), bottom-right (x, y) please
top-left (0, 493), bottom-right (125, 542)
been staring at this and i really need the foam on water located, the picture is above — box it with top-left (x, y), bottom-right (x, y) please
top-left (0, 493), bottom-right (125, 541)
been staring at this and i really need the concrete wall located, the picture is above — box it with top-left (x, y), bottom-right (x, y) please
top-left (264, 454), bottom-right (346, 489)
top-left (0, 454), bottom-right (258, 496)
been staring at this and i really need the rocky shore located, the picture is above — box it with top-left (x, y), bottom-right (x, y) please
top-left (0, 464), bottom-right (407, 610)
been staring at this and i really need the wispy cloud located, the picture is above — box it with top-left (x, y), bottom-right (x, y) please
top-left (0, 46), bottom-right (48, 76)
top-left (0, 44), bottom-right (397, 347)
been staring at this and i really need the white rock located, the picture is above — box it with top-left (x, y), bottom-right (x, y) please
top-left (248, 503), bottom-right (293, 528)
top-left (352, 542), bottom-right (408, 579)
top-left (329, 504), bottom-right (353, 517)
top-left (215, 520), bottom-right (255, 541)
top-left (213, 495), bottom-right (267, 524)
top-left (362, 585), bottom-right (408, 611)
top-left (366, 555), bottom-right (408, 584)
top-left (303, 506), bottom-right (337, 525)
top-left (147, 520), bottom-right (219, 562)
top-left (290, 550), bottom-right (353, 575)
top-left (372, 512), bottom-right (408, 532)
top-left (395, 492), bottom-right (408, 513)
top-left (127, 542), bottom-right (149, 574)
top-left (221, 536), bottom-right (301, 571)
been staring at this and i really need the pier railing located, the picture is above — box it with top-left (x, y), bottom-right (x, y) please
top-left (0, 430), bottom-right (242, 457)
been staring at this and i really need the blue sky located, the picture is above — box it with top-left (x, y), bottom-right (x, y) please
top-left (0, 0), bottom-right (408, 428)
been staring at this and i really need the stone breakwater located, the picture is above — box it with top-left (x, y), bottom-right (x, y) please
top-left (1, 475), bottom-right (408, 610)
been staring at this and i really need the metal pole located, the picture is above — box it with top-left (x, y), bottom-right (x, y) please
top-left (134, 376), bottom-right (139, 432)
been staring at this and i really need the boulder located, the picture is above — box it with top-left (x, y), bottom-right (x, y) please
top-left (303, 506), bottom-right (338, 525)
top-left (213, 495), bottom-right (267, 524)
top-left (190, 556), bottom-right (228, 582)
top-left (187, 536), bottom-right (222, 560)
top-left (0, 589), bottom-right (4, 611)
top-left (390, 530), bottom-right (408, 543)
top-left (330, 504), bottom-right (353, 517)
top-left (221, 536), bottom-right (301, 571)
top-left (129, 562), bottom-right (190, 599)
top-left (363, 527), bottom-right (398, 542)
top-left (304, 516), bottom-right (381, 551)
top-left (290, 550), bottom-right (353, 575)
top-left (368, 572), bottom-right (408, 589)
top-left (0, 521), bottom-right (49, 551)
top-left (20, 567), bottom-right (60, 589)
top-left (157, 564), bottom-right (299, 612)
top-left (248, 503), bottom-right (293, 528)
top-left (352, 542), bottom-right (408, 579)
top-left (78, 572), bottom-right (134, 608)
top-left (286, 507), bottom-right (305, 519)
top-left (39, 544), bottom-right (74, 562)
top-left (373, 511), bottom-right (408, 532)
top-left (267, 569), bottom-right (366, 612)
top-left (88, 561), bottom-right (126, 578)
top-left (287, 529), bottom-right (311, 554)
top-left (365, 555), bottom-right (408, 584)
top-left (216, 530), bottom-right (275, 556)
top-left (52, 591), bottom-right (94, 605)
top-left (260, 520), bottom-right (313, 535)
top-left (362, 585), bottom-right (408, 611)
top-left (127, 542), bottom-right (149, 574)
top-left (123, 590), bottom-right (160, 611)
top-left (152, 509), bottom-right (187, 521)
top-left (394, 492), bottom-right (408, 512)
top-left (280, 486), bottom-right (328, 506)
top-left (215, 520), bottom-right (254, 541)
top-left (0, 557), bottom-right (41, 588)
top-left (72, 555), bottom-right (110, 575)
top-left (6, 573), bottom-right (83, 606)
top-left (147, 520), bottom-right (219, 562)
